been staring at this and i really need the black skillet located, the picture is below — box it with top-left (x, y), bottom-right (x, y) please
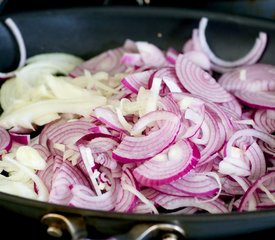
top-left (0, 6), bottom-right (275, 240)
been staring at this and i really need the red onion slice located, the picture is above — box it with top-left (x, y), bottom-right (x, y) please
top-left (154, 171), bottom-right (220, 198)
top-left (254, 109), bottom-right (275, 134)
top-left (42, 120), bottom-right (92, 155)
top-left (37, 155), bottom-right (63, 191)
top-left (246, 142), bottom-right (266, 180)
top-left (70, 47), bottom-right (127, 77)
top-left (48, 161), bottom-right (90, 205)
top-left (166, 47), bottom-right (179, 65)
top-left (121, 69), bottom-right (155, 93)
top-left (136, 42), bottom-right (166, 67)
top-left (182, 51), bottom-right (211, 71)
top-left (120, 53), bottom-right (143, 66)
top-left (226, 129), bottom-right (275, 158)
top-left (70, 178), bottom-right (120, 211)
top-left (0, 127), bottom-right (12, 153)
top-left (94, 107), bottom-right (127, 133)
top-left (239, 171), bottom-right (275, 212)
top-left (133, 140), bottom-right (200, 186)
top-left (218, 64), bottom-right (275, 93)
top-left (171, 171), bottom-right (220, 197)
top-left (219, 98), bottom-right (242, 117)
top-left (234, 90), bottom-right (275, 110)
top-left (115, 168), bottom-right (137, 212)
top-left (198, 18), bottom-right (267, 69)
top-left (155, 193), bottom-right (228, 214)
top-left (9, 132), bottom-right (30, 145)
top-left (112, 111), bottom-right (180, 162)
top-left (221, 176), bottom-right (245, 195)
top-left (176, 56), bottom-right (233, 103)
top-left (183, 38), bottom-right (194, 53)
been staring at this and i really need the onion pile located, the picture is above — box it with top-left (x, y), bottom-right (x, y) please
top-left (0, 17), bottom-right (274, 215)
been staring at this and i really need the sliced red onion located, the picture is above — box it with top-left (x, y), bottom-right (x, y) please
top-left (123, 39), bottom-right (138, 52)
top-left (226, 129), bottom-right (275, 157)
top-left (39, 118), bottom-right (67, 146)
top-left (182, 104), bottom-right (205, 139)
top-left (120, 53), bottom-right (143, 66)
top-left (172, 171), bottom-right (220, 197)
top-left (219, 146), bottom-right (251, 177)
top-left (132, 202), bottom-right (157, 214)
top-left (37, 155), bottom-right (63, 191)
top-left (78, 145), bottom-right (102, 196)
top-left (70, 47), bottom-right (127, 77)
top-left (31, 144), bottom-right (51, 160)
top-left (133, 140), bottom-right (200, 186)
top-left (246, 142), bottom-right (266, 180)
top-left (219, 98), bottom-right (242, 117)
top-left (70, 178), bottom-right (120, 211)
top-left (42, 120), bottom-right (92, 155)
top-left (182, 38), bottom-right (194, 53)
top-left (94, 107), bottom-right (127, 133)
top-left (150, 67), bottom-right (186, 94)
top-left (221, 176), bottom-right (245, 195)
top-left (48, 161), bottom-right (90, 205)
top-left (0, 127), bottom-right (12, 153)
top-left (176, 56), bottom-right (233, 103)
top-left (113, 111), bottom-right (180, 162)
top-left (152, 183), bottom-right (190, 197)
top-left (192, 29), bottom-right (203, 51)
top-left (195, 112), bottom-right (226, 165)
top-left (0, 18), bottom-right (26, 79)
top-left (198, 18), bottom-right (267, 70)
top-left (89, 126), bottom-right (111, 135)
top-left (261, 172), bottom-right (275, 192)
top-left (169, 207), bottom-right (198, 215)
top-left (218, 64), bottom-right (275, 93)
top-left (9, 132), bottom-right (30, 145)
top-left (154, 171), bottom-right (220, 198)
top-left (267, 109), bottom-right (275, 119)
top-left (159, 95), bottom-right (181, 115)
top-left (182, 51), bottom-right (211, 70)
top-left (239, 171), bottom-right (275, 212)
top-left (195, 154), bottom-right (218, 173)
top-left (258, 140), bottom-right (275, 157)
top-left (136, 42), bottom-right (166, 68)
top-left (155, 193), bottom-right (228, 213)
top-left (121, 69), bottom-right (155, 93)
top-left (254, 109), bottom-right (275, 134)
top-left (94, 153), bottom-right (117, 170)
top-left (78, 136), bottom-right (119, 154)
top-left (166, 47), bottom-right (179, 65)
top-left (234, 90), bottom-right (275, 110)
top-left (115, 169), bottom-right (137, 212)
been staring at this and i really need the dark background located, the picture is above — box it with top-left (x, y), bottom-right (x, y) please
top-left (1, 0), bottom-right (275, 19)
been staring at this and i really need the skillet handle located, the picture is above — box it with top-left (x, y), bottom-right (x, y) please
top-left (41, 213), bottom-right (186, 240)
top-left (120, 223), bottom-right (186, 240)
top-left (41, 213), bottom-right (88, 240)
